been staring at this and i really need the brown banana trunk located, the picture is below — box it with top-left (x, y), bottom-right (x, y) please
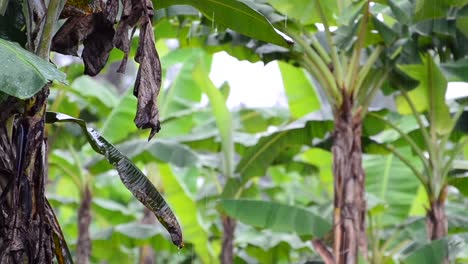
top-left (331, 93), bottom-right (367, 264)
top-left (77, 184), bottom-right (92, 264)
top-left (427, 199), bottom-right (448, 240)
top-left (426, 187), bottom-right (448, 263)
top-left (220, 215), bottom-right (236, 264)
top-left (0, 90), bottom-right (58, 263)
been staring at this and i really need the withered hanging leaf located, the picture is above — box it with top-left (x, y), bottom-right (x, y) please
top-left (82, 14), bottom-right (115, 76)
top-left (53, 0), bottom-right (163, 140)
top-left (114, 0), bottom-right (144, 73)
top-left (60, 0), bottom-right (101, 19)
top-left (82, 0), bottom-right (118, 76)
top-left (102, 0), bottom-right (119, 22)
top-left (114, 0), bottom-right (162, 140)
top-left (51, 16), bottom-right (94, 56)
top-left (133, 19), bottom-right (162, 140)
top-left (52, 0), bottom-right (118, 74)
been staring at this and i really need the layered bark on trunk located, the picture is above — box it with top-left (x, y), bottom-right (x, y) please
top-left (426, 188), bottom-right (448, 264)
top-left (220, 215), bottom-right (236, 264)
top-left (332, 94), bottom-right (367, 264)
top-left (0, 90), bottom-right (57, 263)
top-left (77, 184), bottom-right (92, 264)
top-left (427, 200), bottom-right (447, 240)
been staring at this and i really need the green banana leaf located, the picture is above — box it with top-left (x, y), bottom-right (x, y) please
top-left (154, 0), bottom-right (291, 47)
top-left (45, 111), bottom-right (183, 248)
top-left (0, 38), bottom-right (66, 99)
top-left (221, 199), bottom-right (331, 238)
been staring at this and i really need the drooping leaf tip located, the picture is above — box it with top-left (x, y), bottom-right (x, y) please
top-left (167, 228), bottom-right (183, 248)
top-left (146, 122), bottom-right (161, 141)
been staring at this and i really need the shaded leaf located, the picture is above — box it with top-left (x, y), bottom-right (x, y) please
top-left (0, 38), bottom-right (66, 99)
top-left (235, 113), bottom-right (333, 183)
top-left (402, 238), bottom-right (448, 264)
top-left (221, 199), bottom-right (331, 238)
top-left (101, 89), bottom-right (138, 143)
top-left (0, 0), bottom-right (8, 15)
top-left (45, 111), bottom-right (183, 248)
top-left (414, 0), bottom-right (468, 22)
top-left (449, 176), bottom-right (468, 196)
top-left (371, 15), bottom-right (398, 45)
top-left (0, 0), bottom-right (26, 44)
top-left (441, 58), bottom-right (468, 82)
top-left (365, 148), bottom-right (424, 225)
top-left (118, 139), bottom-right (199, 167)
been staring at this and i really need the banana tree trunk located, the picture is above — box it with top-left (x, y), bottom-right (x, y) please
top-left (426, 187), bottom-right (448, 263)
top-left (0, 91), bottom-right (58, 263)
top-left (427, 190), bottom-right (448, 240)
top-left (77, 184), bottom-right (92, 264)
top-left (220, 215), bottom-right (236, 264)
top-left (332, 93), bottom-right (367, 264)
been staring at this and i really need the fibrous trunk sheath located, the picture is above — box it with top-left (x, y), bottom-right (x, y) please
top-left (77, 184), bottom-right (92, 264)
top-left (0, 90), bottom-right (57, 263)
top-left (332, 93), bottom-right (367, 264)
top-left (426, 189), bottom-right (448, 264)
top-left (427, 198), bottom-right (447, 240)
top-left (220, 215), bottom-right (236, 264)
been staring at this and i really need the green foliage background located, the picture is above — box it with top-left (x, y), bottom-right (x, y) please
top-left (1, 0), bottom-right (468, 263)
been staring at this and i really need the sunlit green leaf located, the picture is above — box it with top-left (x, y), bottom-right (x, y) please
top-left (69, 76), bottom-right (119, 109)
top-left (155, 0), bottom-right (291, 47)
top-left (396, 54), bottom-right (451, 135)
top-left (192, 54), bottom-right (235, 179)
top-left (158, 164), bottom-right (216, 263)
top-left (159, 48), bottom-right (207, 117)
top-left (266, 0), bottom-right (337, 25)
top-left (278, 61), bottom-right (321, 119)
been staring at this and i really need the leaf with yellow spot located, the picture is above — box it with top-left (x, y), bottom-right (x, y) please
top-left (61, 0), bottom-right (101, 17)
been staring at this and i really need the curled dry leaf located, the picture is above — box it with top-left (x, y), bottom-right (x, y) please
top-left (52, 0), bottom-right (163, 140)
top-left (51, 16), bottom-right (93, 56)
top-left (133, 19), bottom-right (161, 140)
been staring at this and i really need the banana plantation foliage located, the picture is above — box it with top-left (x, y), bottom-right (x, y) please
top-left (0, 0), bottom-right (468, 263)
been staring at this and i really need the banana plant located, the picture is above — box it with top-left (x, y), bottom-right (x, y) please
top-left (270, 1), bottom-right (391, 262)
top-left (369, 54), bottom-right (468, 263)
